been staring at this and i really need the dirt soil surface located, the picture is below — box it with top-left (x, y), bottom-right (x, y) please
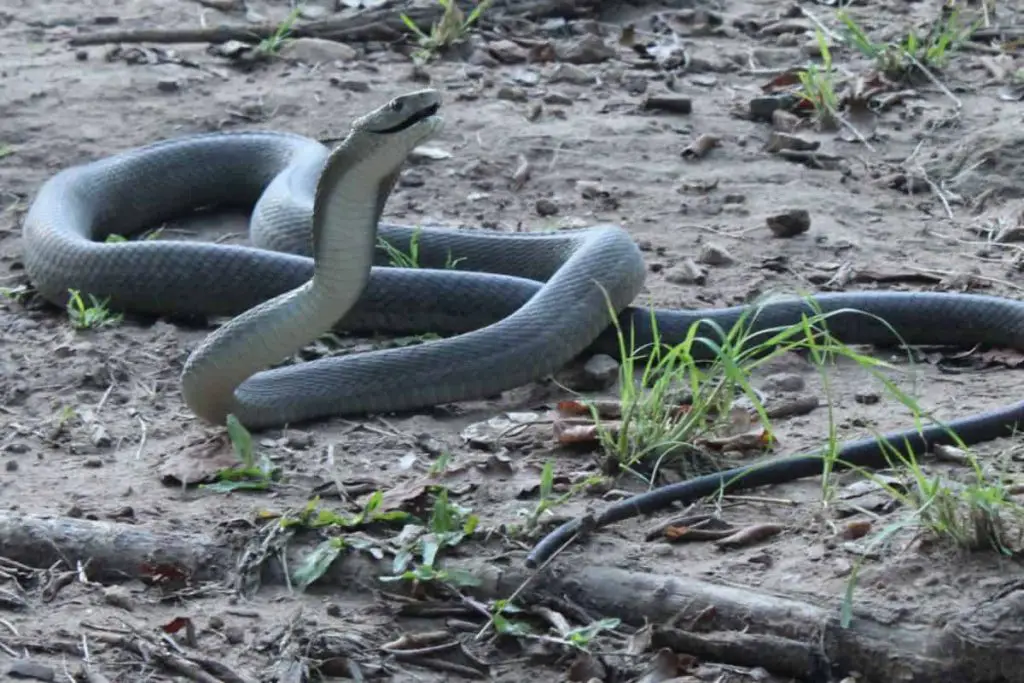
top-left (5, 0), bottom-right (1024, 681)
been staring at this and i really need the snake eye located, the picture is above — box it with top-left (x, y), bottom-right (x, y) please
top-left (389, 100), bottom-right (404, 113)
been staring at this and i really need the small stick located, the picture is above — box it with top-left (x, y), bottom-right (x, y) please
top-left (642, 95), bottom-right (693, 115)
top-left (903, 51), bottom-right (962, 109)
top-left (68, 0), bottom-right (601, 46)
top-left (722, 494), bottom-right (798, 506)
top-left (134, 416), bottom-right (148, 460)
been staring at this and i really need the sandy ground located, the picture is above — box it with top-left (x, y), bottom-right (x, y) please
top-left (5, 0), bottom-right (1024, 680)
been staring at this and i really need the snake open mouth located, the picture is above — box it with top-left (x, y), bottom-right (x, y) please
top-left (375, 102), bottom-right (441, 134)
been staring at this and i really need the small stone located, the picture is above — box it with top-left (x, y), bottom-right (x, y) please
top-left (468, 49), bottom-right (498, 67)
top-left (747, 95), bottom-right (799, 122)
top-left (802, 37), bottom-right (835, 56)
top-left (224, 625), bottom-right (245, 644)
top-left (543, 91), bottom-right (573, 106)
top-left (576, 180), bottom-right (605, 199)
top-left (559, 34), bottom-right (616, 64)
top-left (696, 243), bottom-right (734, 266)
top-left (766, 132), bottom-right (819, 153)
top-left (583, 354), bottom-right (620, 389)
top-left (5, 460), bottom-right (16, 472)
top-left (4, 442), bottom-right (29, 454)
top-left (90, 425), bottom-right (112, 448)
top-left (535, 198), bottom-right (559, 216)
top-left (766, 209), bottom-right (811, 238)
top-left (75, 49), bottom-right (88, 61)
top-left (325, 602), bottom-right (343, 617)
top-left (53, 345), bottom-right (76, 358)
top-left (208, 615), bottom-right (225, 630)
top-left (329, 77), bottom-right (370, 92)
top-left (6, 659), bottom-right (55, 681)
top-left (156, 78), bottom-right (180, 93)
top-left (286, 432), bottom-right (314, 450)
top-left (280, 37), bottom-right (358, 64)
top-left (110, 505), bottom-right (135, 519)
top-left (83, 457), bottom-right (103, 469)
top-left (299, 4), bottom-right (328, 19)
top-left (854, 391), bottom-right (880, 405)
top-left (549, 63), bottom-right (597, 85)
top-left (761, 373), bottom-right (805, 393)
top-left (664, 258), bottom-right (706, 285)
top-left (488, 39), bottom-right (528, 64)
top-left (212, 40), bottom-right (253, 59)
top-left (102, 585), bottom-right (135, 611)
top-left (622, 73), bottom-right (648, 95)
top-left (540, 17), bottom-right (568, 32)
top-left (511, 68), bottom-right (540, 86)
top-left (409, 146), bottom-right (452, 161)
top-left (398, 170), bottom-right (425, 187)
top-left (496, 85), bottom-right (528, 102)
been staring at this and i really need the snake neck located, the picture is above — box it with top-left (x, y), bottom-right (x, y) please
top-left (181, 149), bottom-right (398, 426)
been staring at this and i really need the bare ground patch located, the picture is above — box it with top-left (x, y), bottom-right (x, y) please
top-left (5, 0), bottom-right (1024, 681)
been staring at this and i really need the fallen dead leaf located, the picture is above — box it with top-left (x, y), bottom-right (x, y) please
top-left (842, 519), bottom-right (873, 540)
top-left (461, 412), bottom-right (540, 449)
top-left (715, 522), bottom-right (784, 549)
top-left (761, 69), bottom-right (803, 92)
top-left (663, 519), bottom-right (736, 542)
top-left (554, 420), bottom-right (615, 444)
top-left (557, 398), bottom-right (624, 419)
top-left (695, 428), bottom-right (772, 453)
top-left (159, 434), bottom-right (236, 486)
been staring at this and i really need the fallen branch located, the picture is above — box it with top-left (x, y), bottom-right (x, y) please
top-left (66, 0), bottom-right (600, 47)
top-left (1, 512), bottom-right (1022, 682)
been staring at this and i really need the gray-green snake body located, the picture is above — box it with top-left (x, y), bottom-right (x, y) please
top-left (21, 89), bottom-right (650, 428)
top-left (21, 89), bottom-right (1024, 566)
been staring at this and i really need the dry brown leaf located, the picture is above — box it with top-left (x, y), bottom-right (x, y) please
top-left (553, 420), bottom-right (613, 444)
top-left (842, 519), bottom-right (873, 540)
top-left (761, 69), bottom-right (803, 92)
top-left (714, 522), bottom-right (784, 549)
top-left (663, 522), bottom-right (735, 542)
top-left (696, 428), bottom-right (772, 453)
top-left (557, 399), bottom-right (623, 419)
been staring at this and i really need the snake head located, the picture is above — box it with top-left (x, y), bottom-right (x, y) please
top-left (351, 89), bottom-right (444, 142)
top-left (333, 89), bottom-right (444, 177)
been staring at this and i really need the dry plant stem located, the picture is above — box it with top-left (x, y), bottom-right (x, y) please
top-left (2, 513), bottom-right (1024, 682)
top-left (66, 0), bottom-right (601, 46)
top-left (87, 631), bottom-right (254, 683)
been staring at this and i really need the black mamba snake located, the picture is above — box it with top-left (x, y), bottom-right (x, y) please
top-left (19, 89), bottom-right (1024, 567)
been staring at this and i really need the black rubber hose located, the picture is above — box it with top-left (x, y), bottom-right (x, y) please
top-left (525, 398), bottom-right (1024, 567)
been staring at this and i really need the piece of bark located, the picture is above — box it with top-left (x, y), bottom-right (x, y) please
top-left (1, 512), bottom-right (1022, 683)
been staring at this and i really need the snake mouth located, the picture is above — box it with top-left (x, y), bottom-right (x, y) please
top-left (374, 102), bottom-right (441, 135)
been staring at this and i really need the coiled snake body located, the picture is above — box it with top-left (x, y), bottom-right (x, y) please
top-left (21, 89), bottom-right (1024, 565)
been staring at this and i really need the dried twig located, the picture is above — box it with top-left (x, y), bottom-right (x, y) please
top-left (67, 0), bottom-right (601, 46)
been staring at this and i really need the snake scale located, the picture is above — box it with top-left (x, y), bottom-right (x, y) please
top-left (20, 89), bottom-right (1024, 566)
